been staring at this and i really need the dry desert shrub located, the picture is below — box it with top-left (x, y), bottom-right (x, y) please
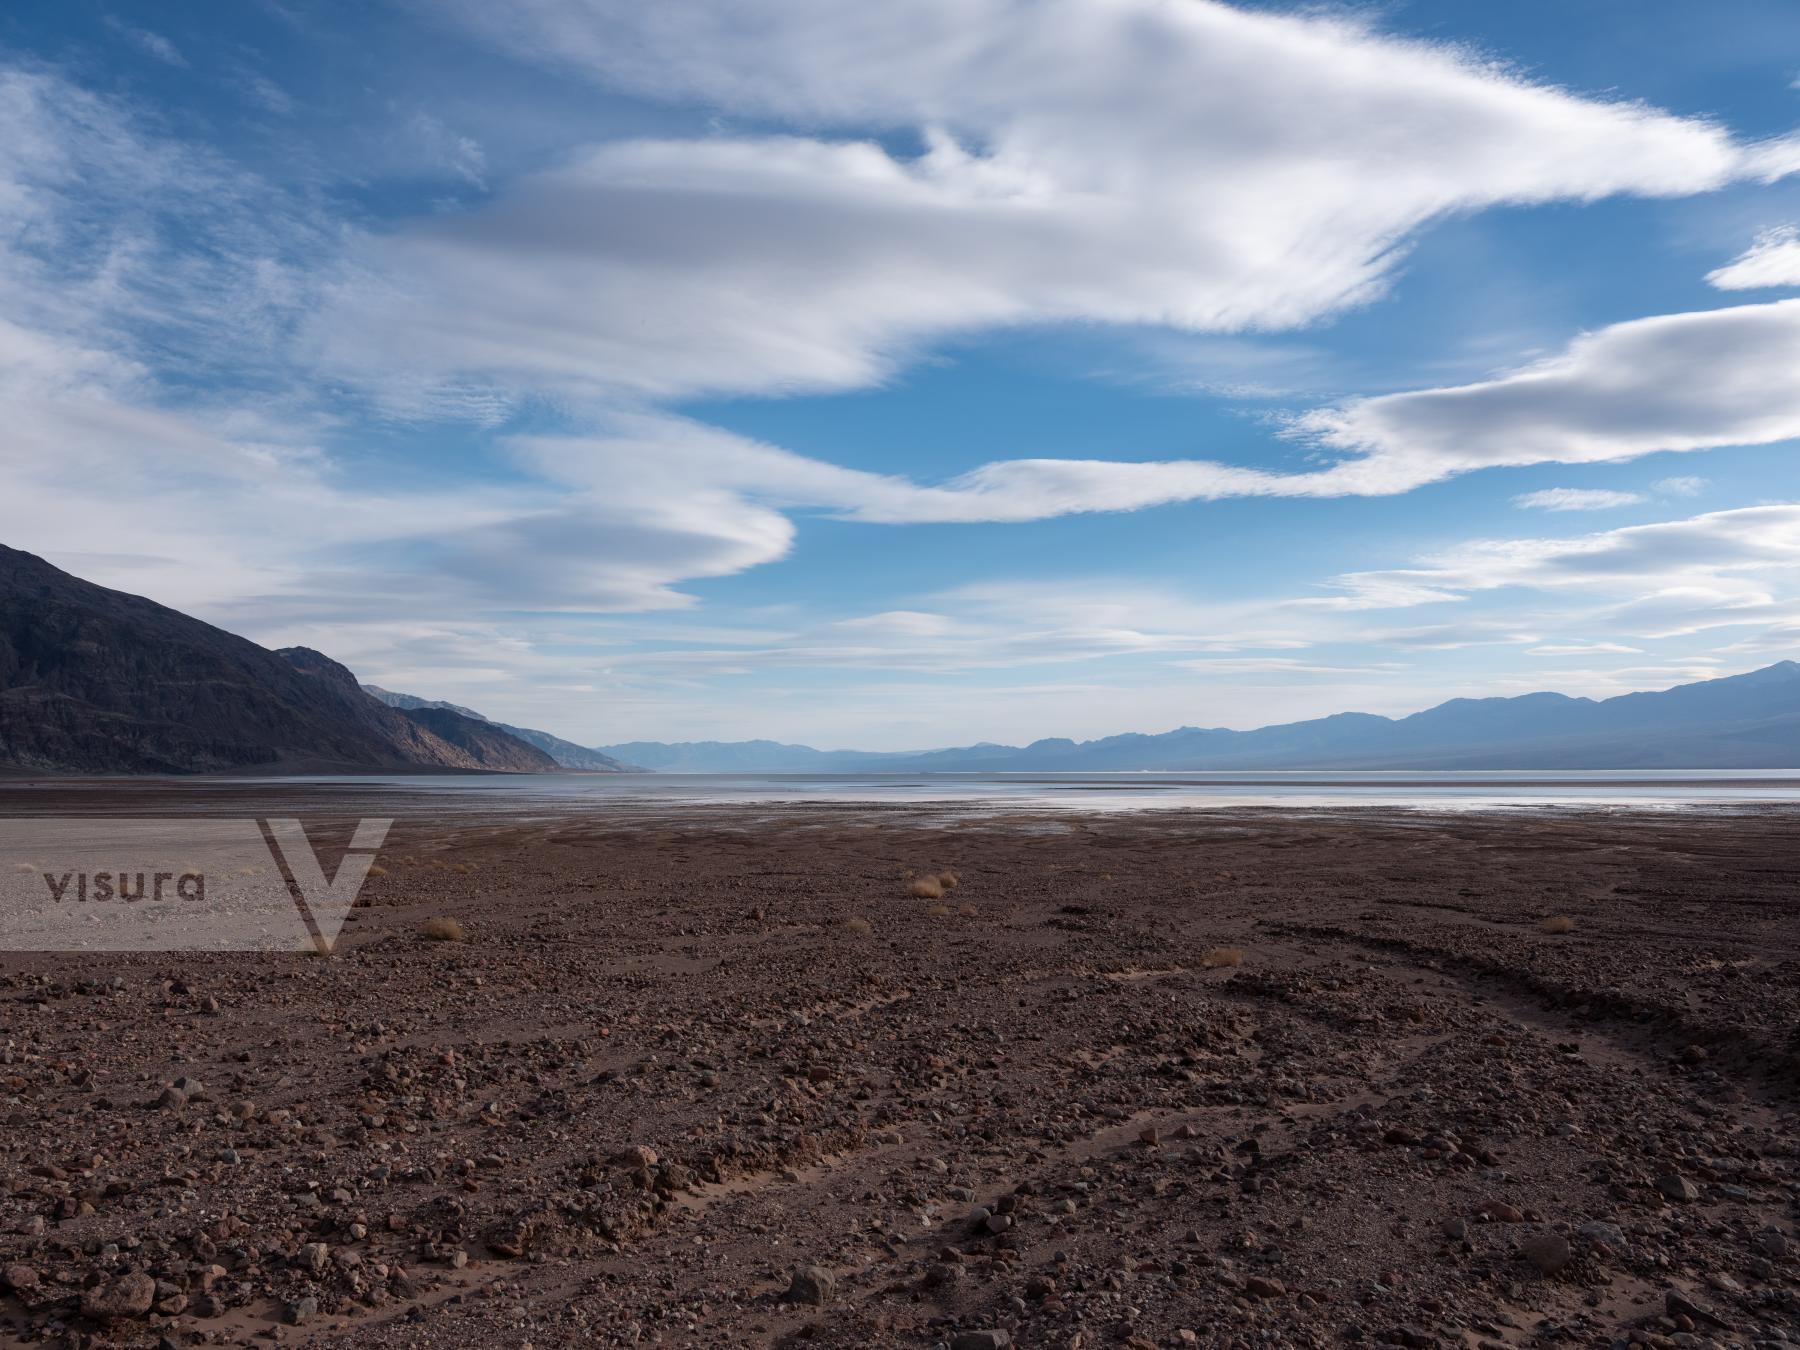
top-left (1540, 915), bottom-right (1575, 935)
top-left (936, 870), bottom-right (960, 890)
top-left (925, 903), bottom-right (952, 918)
top-left (421, 916), bottom-right (466, 943)
top-left (1200, 946), bottom-right (1244, 969)
top-left (365, 864), bottom-right (388, 878)
top-left (843, 916), bottom-right (873, 936)
top-left (957, 903), bottom-right (977, 917)
top-left (909, 875), bottom-right (945, 900)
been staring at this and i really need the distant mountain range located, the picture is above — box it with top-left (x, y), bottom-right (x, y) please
top-left (600, 660), bottom-right (1800, 772)
top-left (7, 541), bottom-right (1800, 775)
top-left (0, 544), bottom-right (559, 774)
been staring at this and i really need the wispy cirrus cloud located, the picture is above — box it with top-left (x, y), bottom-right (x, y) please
top-left (1655, 475), bottom-right (1711, 497)
top-left (1327, 505), bottom-right (1800, 618)
top-left (1707, 226), bottom-right (1800, 290)
top-left (1527, 641), bottom-right (1643, 656)
top-left (1513, 488), bottom-right (1643, 512)
top-left (103, 19), bottom-right (187, 68)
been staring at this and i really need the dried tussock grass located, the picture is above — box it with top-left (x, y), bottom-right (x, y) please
top-left (421, 916), bottom-right (466, 943)
top-left (908, 875), bottom-right (945, 900)
top-left (365, 865), bottom-right (388, 878)
top-left (936, 869), bottom-right (960, 891)
top-left (842, 916), bottom-right (873, 937)
top-left (1200, 946), bottom-right (1243, 969)
top-left (925, 903), bottom-right (952, 918)
top-left (1540, 915), bottom-right (1575, 935)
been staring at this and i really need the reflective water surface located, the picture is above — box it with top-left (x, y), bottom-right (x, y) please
top-left (6, 768), bottom-right (1795, 818)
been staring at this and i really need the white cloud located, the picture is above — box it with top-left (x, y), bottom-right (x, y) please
top-left (1526, 641), bottom-right (1643, 655)
top-left (406, 113), bottom-right (487, 189)
top-left (401, 281), bottom-right (1800, 536)
top-left (230, 69), bottom-right (295, 116)
top-left (1707, 226), bottom-right (1800, 290)
top-left (0, 72), bottom-right (802, 622)
top-left (104, 19), bottom-right (187, 68)
top-left (6, 28), bottom-right (1799, 635)
top-left (1327, 506), bottom-right (1800, 623)
top-left (1361, 621), bottom-right (1542, 651)
top-left (491, 284), bottom-right (1800, 537)
top-left (1513, 488), bottom-right (1643, 511)
top-left (330, 0), bottom-right (1795, 412)
top-left (508, 412), bottom-right (1306, 529)
top-left (1654, 475), bottom-right (1710, 497)
top-left (1716, 623), bottom-right (1800, 654)
top-left (1172, 657), bottom-right (1407, 676)
top-left (1298, 299), bottom-right (1800, 493)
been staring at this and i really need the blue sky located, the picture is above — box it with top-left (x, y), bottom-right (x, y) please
top-left (3, 1), bottom-right (1800, 749)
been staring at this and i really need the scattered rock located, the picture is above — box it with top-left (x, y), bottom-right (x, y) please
top-left (0, 805), bottom-right (1789, 1349)
top-left (80, 1270), bottom-right (155, 1322)
top-left (616, 1145), bottom-right (658, 1170)
top-left (1656, 1173), bottom-right (1701, 1203)
top-left (1578, 1220), bottom-right (1625, 1251)
top-left (1666, 1289), bottom-right (1730, 1330)
top-left (782, 1265), bottom-right (835, 1305)
top-left (1521, 1230), bottom-right (1572, 1275)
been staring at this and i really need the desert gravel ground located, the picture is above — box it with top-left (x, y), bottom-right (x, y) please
top-left (0, 793), bottom-right (1797, 1348)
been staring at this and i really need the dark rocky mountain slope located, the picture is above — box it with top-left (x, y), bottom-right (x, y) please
top-left (0, 545), bottom-right (554, 774)
top-left (363, 685), bottom-right (632, 771)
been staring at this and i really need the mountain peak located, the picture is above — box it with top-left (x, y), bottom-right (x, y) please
top-left (1726, 659), bottom-right (1800, 684)
top-left (276, 646), bottom-right (363, 691)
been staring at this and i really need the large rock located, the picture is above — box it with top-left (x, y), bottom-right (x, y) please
top-left (1522, 1231), bottom-right (1572, 1274)
top-left (782, 1265), bottom-right (836, 1305)
top-left (1656, 1172), bottom-right (1701, 1203)
top-left (80, 1270), bottom-right (155, 1322)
